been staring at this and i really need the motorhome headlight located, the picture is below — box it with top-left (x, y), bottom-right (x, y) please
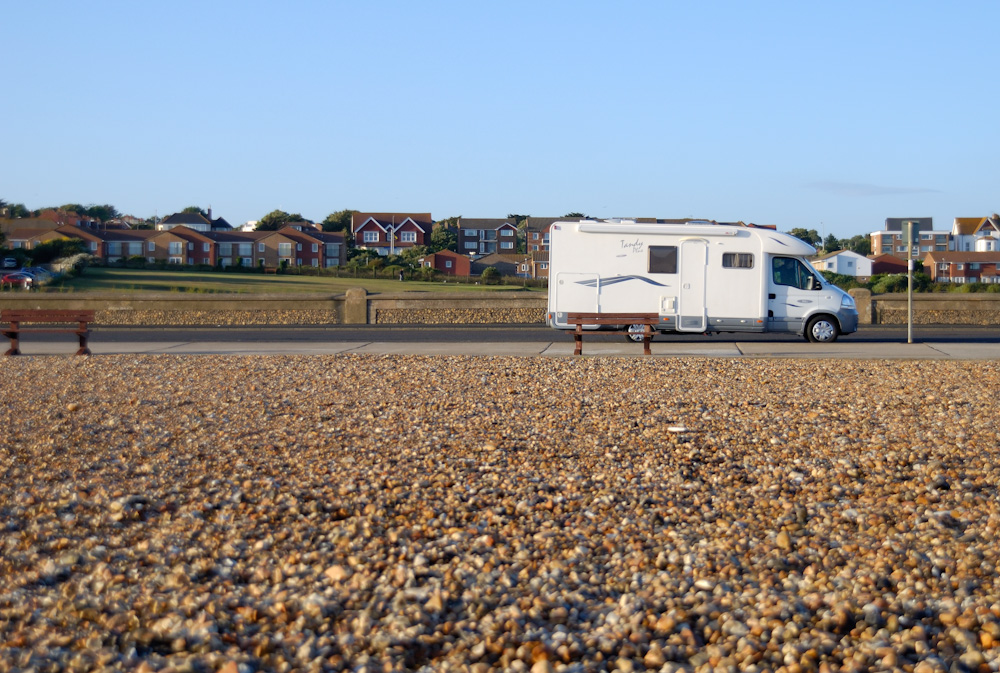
top-left (841, 294), bottom-right (855, 309)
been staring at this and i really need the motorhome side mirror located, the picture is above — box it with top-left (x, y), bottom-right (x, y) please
top-left (810, 276), bottom-right (822, 291)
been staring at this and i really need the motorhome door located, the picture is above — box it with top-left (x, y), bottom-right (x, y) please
top-left (678, 239), bottom-right (707, 331)
top-left (767, 256), bottom-right (817, 332)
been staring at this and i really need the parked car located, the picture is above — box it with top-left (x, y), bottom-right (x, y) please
top-left (21, 267), bottom-right (52, 281)
top-left (2, 258), bottom-right (18, 270)
top-left (2, 272), bottom-right (35, 289)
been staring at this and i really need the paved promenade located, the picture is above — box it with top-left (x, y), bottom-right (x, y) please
top-left (10, 335), bottom-right (1000, 359)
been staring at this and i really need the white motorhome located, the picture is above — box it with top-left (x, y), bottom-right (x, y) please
top-left (547, 220), bottom-right (858, 342)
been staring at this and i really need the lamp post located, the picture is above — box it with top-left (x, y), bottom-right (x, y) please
top-left (902, 220), bottom-right (919, 344)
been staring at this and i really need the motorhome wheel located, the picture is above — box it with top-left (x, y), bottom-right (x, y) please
top-left (624, 324), bottom-right (650, 343)
top-left (805, 316), bottom-right (839, 343)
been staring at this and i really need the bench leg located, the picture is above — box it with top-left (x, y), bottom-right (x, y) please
top-left (573, 325), bottom-right (583, 356)
top-left (77, 331), bottom-right (91, 356)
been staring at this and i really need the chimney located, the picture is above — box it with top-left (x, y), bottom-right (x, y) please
top-left (207, 207), bottom-right (213, 221)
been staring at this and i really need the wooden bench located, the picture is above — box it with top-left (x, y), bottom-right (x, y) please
top-left (567, 312), bottom-right (660, 355)
top-left (2, 309), bottom-right (95, 356)
top-left (264, 266), bottom-right (278, 274)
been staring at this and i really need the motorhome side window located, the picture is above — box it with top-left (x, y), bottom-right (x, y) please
top-left (722, 253), bottom-right (754, 269)
top-left (772, 256), bottom-right (816, 290)
top-left (648, 246), bottom-right (677, 274)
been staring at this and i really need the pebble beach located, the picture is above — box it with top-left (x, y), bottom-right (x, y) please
top-left (1, 354), bottom-right (999, 673)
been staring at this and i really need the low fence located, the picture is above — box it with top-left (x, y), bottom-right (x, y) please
top-left (0, 289), bottom-right (997, 326)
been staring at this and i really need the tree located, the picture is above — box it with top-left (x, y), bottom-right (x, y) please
top-left (787, 228), bottom-right (821, 246)
top-left (507, 214), bottom-right (530, 226)
top-left (481, 266), bottom-right (501, 284)
top-left (182, 206), bottom-right (208, 217)
top-left (564, 212), bottom-right (589, 219)
top-left (322, 209), bottom-right (356, 232)
top-left (429, 223), bottom-right (457, 252)
top-left (3, 202), bottom-right (30, 218)
top-left (840, 234), bottom-right (871, 256)
top-left (84, 204), bottom-right (120, 222)
top-left (29, 238), bottom-right (86, 264)
top-left (822, 234), bottom-right (841, 252)
top-left (257, 209), bottom-right (303, 231)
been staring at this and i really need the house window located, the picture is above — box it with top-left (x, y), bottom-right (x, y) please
top-left (148, 241), bottom-right (155, 252)
top-left (970, 263), bottom-right (980, 270)
top-left (241, 258), bottom-right (254, 267)
top-left (325, 258), bottom-right (340, 267)
top-left (957, 263), bottom-right (965, 270)
top-left (446, 260), bottom-right (453, 268)
top-left (466, 229), bottom-right (478, 237)
top-left (203, 242), bottom-right (211, 252)
top-left (722, 252), bottom-right (754, 269)
top-left (108, 242), bottom-right (122, 256)
top-left (465, 242), bottom-right (477, 249)
top-left (238, 243), bottom-right (252, 256)
top-left (168, 256), bottom-right (182, 264)
top-left (532, 233), bottom-right (538, 240)
top-left (648, 246), bottom-right (678, 274)
top-left (502, 229), bottom-right (514, 236)
top-left (258, 242), bottom-right (265, 252)
top-left (540, 262), bottom-right (548, 270)
top-left (847, 260), bottom-right (854, 268)
top-left (311, 243), bottom-right (318, 253)
top-left (325, 243), bottom-right (340, 256)
top-left (363, 231), bottom-right (379, 243)
top-left (400, 231), bottom-right (416, 243)
top-left (220, 243), bottom-right (233, 256)
top-left (501, 241), bottom-right (514, 249)
top-left (312, 259), bottom-right (318, 267)
top-left (278, 242), bottom-right (292, 257)
top-left (169, 242), bottom-right (183, 255)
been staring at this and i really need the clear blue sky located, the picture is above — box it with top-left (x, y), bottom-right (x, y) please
top-left (3, 1), bottom-right (997, 239)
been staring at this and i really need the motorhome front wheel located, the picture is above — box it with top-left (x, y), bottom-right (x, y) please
top-left (805, 316), bottom-right (840, 343)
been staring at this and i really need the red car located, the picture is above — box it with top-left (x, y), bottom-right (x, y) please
top-left (1, 272), bottom-right (34, 289)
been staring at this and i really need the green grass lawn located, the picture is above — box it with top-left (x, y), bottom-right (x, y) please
top-left (46, 268), bottom-right (545, 295)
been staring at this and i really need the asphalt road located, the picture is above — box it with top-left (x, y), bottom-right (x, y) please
top-left (84, 323), bottom-right (999, 344)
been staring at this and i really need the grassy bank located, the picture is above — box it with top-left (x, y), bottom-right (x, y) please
top-left (48, 268), bottom-right (544, 295)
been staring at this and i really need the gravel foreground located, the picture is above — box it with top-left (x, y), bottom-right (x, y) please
top-left (1, 355), bottom-right (999, 673)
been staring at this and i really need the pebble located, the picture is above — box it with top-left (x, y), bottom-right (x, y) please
top-left (1, 354), bottom-right (999, 672)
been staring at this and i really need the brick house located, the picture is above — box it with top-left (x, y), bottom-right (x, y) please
top-left (206, 231), bottom-right (266, 268)
top-left (456, 218), bottom-right (518, 256)
top-left (351, 212), bottom-right (432, 256)
top-left (418, 250), bottom-right (471, 276)
top-left (924, 251), bottom-right (1000, 284)
top-left (99, 230), bottom-right (156, 262)
top-left (524, 218), bottom-right (558, 252)
top-left (146, 227), bottom-right (217, 265)
top-left (307, 230), bottom-right (347, 268)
